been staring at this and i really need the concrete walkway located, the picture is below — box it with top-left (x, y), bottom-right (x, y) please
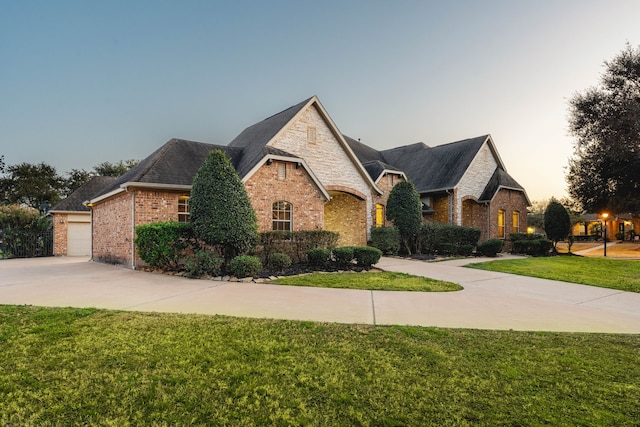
top-left (0, 256), bottom-right (639, 333)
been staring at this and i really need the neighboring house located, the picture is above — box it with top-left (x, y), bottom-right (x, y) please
top-left (55, 96), bottom-right (530, 268)
top-left (50, 176), bottom-right (116, 256)
top-left (571, 213), bottom-right (639, 240)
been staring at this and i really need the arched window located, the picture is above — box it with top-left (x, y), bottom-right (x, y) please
top-left (272, 201), bottom-right (292, 232)
top-left (376, 204), bottom-right (385, 227)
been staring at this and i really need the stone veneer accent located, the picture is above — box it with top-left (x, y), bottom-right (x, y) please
top-left (268, 104), bottom-right (374, 234)
top-left (244, 161), bottom-right (326, 231)
top-left (456, 142), bottom-right (498, 224)
top-left (324, 192), bottom-right (367, 246)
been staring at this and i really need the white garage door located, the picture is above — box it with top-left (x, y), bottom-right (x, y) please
top-left (67, 222), bottom-right (91, 256)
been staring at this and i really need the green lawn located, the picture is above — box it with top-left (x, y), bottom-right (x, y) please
top-left (466, 256), bottom-right (640, 293)
top-left (271, 271), bottom-right (462, 292)
top-left (1, 306), bottom-right (639, 425)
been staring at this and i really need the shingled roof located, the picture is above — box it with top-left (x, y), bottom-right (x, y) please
top-left (344, 134), bottom-right (525, 197)
top-left (94, 139), bottom-right (241, 198)
top-left (381, 136), bottom-right (489, 193)
top-left (479, 167), bottom-right (526, 202)
top-left (51, 176), bottom-right (117, 212)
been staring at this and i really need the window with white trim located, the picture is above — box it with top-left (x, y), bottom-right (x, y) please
top-left (178, 196), bottom-right (190, 223)
top-left (512, 211), bottom-right (520, 234)
top-left (498, 209), bottom-right (506, 239)
top-left (272, 201), bottom-right (292, 232)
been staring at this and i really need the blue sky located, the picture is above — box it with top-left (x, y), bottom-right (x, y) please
top-left (2, 0), bottom-right (640, 202)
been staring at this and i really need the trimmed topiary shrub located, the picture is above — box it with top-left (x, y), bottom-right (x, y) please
top-left (477, 239), bottom-right (504, 257)
top-left (353, 246), bottom-right (382, 269)
top-left (184, 249), bottom-right (224, 278)
top-left (332, 246), bottom-right (355, 268)
top-left (370, 226), bottom-right (400, 255)
top-left (307, 248), bottom-right (331, 268)
top-left (190, 150), bottom-right (259, 264)
top-left (386, 181), bottom-right (422, 255)
top-left (134, 221), bottom-right (194, 270)
top-left (229, 255), bottom-right (263, 278)
top-left (267, 252), bottom-right (292, 273)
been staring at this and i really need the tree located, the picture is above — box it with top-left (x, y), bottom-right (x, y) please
top-left (63, 169), bottom-right (93, 197)
top-left (544, 200), bottom-right (571, 253)
top-left (567, 43), bottom-right (640, 213)
top-left (190, 150), bottom-right (258, 264)
top-left (386, 181), bottom-right (422, 255)
top-left (93, 159), bottom-right (138, 177)
top-left (0, 162), bottom-right (63, 209)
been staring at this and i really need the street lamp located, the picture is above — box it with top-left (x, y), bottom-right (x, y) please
top-left (602, 213), bottom-right (609, 257)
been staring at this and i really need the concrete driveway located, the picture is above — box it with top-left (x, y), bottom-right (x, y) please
top-left (1, 256), bottom-right (639, 333)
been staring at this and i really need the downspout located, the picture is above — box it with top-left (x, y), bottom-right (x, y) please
top-left (485, 202), bottom-right (491, 240)
top-left (131, 190), bottom-right (136, 270)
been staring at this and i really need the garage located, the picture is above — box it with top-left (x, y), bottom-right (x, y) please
top-left (67, 219), bottom-right (91, 256)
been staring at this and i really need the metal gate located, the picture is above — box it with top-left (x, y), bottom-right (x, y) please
top-left (0, 229), bottom-right (54, 259)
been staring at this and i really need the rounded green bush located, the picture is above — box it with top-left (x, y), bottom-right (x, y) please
top-left (353, 246), bottom-right (382, 269)
top-left (332, 246), bottom-right (355, 267)
top-left (307, 248), bottom-right (331, 268)
top-left (267, 252), bottom-right (292, 273)
top-left (230, 255), bottom-right (263, 278)
top-left (477, 239), bottom-right (504, 257)
top-left (184, 250), bottom-right (224, 278)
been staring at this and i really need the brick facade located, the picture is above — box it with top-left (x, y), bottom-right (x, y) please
top-left (244, 161), bottom-right (326, 232)
top-left (53, 213), bottom-right (69, 255)
top-left (372, 173), bottom-right (405, 228)
top-left (92, 192), bottom-right (134, 265)
top-left (488, 189), bottom-right (529, 242)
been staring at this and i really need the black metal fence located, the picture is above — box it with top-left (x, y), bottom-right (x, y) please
top-left (0, 229), bottom-right (54, 259)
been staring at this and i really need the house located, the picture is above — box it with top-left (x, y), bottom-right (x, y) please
top-left (571, 213), bottom-right (639, 241)
top-left (50, 176), bottom-right (116, 256)
top-left (52, 96), bottom-right (530, 268)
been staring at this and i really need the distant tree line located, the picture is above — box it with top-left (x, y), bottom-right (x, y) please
top-left (0, 155), bottom-right (138, 210)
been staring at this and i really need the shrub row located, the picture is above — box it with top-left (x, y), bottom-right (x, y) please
top-left (370, 223), bottom-right (481, 256)
top-left (134, 222), bottom-right (195, 270)
top-left (259, 230), bottom-right (339, 264)
top-left (307, 246), bottom-right (382, 270)
top-left (509, 233), bottom-right (553, 256)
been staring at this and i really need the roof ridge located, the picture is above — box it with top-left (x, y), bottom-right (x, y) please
top-left (260, 96), bottom-right (314, 122)
top-left (131, 138), bottom-right (181, 182)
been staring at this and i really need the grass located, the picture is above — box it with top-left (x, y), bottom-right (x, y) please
top-left (271, 271), bottom-right (462, 292)
top-left (467, 256), bottom-right (640, 293)
top-left (1, 306), bottom-right (639, 426)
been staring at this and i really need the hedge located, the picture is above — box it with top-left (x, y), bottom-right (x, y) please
top-left (259, 230), bottom-right (339, 264)
top-left (134, 221), bottom-right (194, 270)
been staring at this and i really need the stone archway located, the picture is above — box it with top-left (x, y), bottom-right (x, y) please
top-left (324, 190), bottom-right (367, 246)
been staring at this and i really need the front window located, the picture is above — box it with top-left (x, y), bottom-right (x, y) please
top-left (512, 211), bottom-right (520, 234)
top-left (376, 204), bottom-right (385, 227)
top-left (498, 209), bottom-right (505, 239)
top-left (178, 196), bottom-right (190, 223)
top-left (272, 201), bottom-right (292, 232)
